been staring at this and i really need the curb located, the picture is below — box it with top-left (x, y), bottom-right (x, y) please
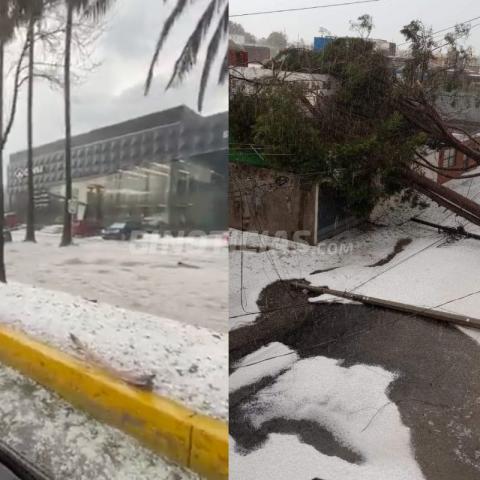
top-left (0, 325), bottom-right (228, 480)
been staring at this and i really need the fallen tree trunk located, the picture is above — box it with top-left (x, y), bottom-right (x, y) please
top-left (290, 282), bottom-right (480, 330)
top-left (398, 96), bottom-right (480, 169)
top-left (412, 183), bottom-right (480, 226)
top-left (405, 169), bottom-right (480, 226)
top-left (406, 169), bottom-right (480, 220)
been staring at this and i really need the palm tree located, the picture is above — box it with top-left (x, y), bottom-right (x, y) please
top-left (145, 0), bottom-right (229, 111)
top-left (24, 0), bottom-right (47, 243)
top-left (60, 0), bottom-right (113, 247)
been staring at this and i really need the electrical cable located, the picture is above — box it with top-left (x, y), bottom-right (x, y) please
top-left (230, 0), bottom-right (381, 18)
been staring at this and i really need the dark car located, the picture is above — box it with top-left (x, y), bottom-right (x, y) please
top-left (141, 215), bottom-right (169, 234)
top-left (3, 229), bottom-right (12, 242)
top-left (101, 221), bottom-right (143, 241)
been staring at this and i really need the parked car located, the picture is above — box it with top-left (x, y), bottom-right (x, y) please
top-left (3, 229), bottom-right (12, 242)
top-left (4, 212), bottom-right (19, 230)
top-left (101, 221), bottom-right (143, 240)
top-left (73, 219), bottom-right (103, 237)
top-left (142, 215), bottom-right (169, 234)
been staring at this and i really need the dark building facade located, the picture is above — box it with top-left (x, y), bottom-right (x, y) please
top-left (243, 45), bottom-right (271, 64)
top-left (8, 106), bottom-right (228, 231)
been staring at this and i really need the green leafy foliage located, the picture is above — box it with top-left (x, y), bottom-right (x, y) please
top-left (252, 84), bottom-right (327, 172)
top-left (230, 37), bottom-right (428, 215)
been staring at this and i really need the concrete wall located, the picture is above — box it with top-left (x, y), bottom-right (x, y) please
top-left (229, 163), bottom-right (318, 245)
top-left (229, 68), bottom-right (335, 101)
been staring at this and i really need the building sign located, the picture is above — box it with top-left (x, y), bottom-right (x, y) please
top-left (68, 199), bottom-right (79, 215)
top-left (34, 191), bottom-right (50, 208)
top-left (15, 165), bottom-right (44, 180)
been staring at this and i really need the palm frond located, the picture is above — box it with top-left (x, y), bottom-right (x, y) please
top-left (0, 0), bottom-right (29, 43)
top-left (164, 0), bottom-right (223, 90)
top-left (197, 2), bottom-right (227, 110)
top-left (85, 0), bottom-right (116, 20)
top-left (145, 0), bottom-right (189, 94)
top-left (218, 49), bottom-right (228, 84)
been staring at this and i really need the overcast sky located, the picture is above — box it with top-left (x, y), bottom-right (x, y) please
top-left (4, 0), bottom-right (227, 168)
top-left (230, 0), bottom-right (480, 50)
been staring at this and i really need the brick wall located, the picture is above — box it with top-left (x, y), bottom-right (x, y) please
top-left (228, 49), bottom-right (248, 67)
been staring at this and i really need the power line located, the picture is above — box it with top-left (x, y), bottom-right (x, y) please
top-left (234, 327), bottom-right (372, 369)
top-left (431, 15), bottom-right (480, 38)
top-left (398, 14), bottom-right (480, 47)
top-left (233, 287), bottom-right (480, 370)
top-left (230, 189), bottom-right (477, 320)
top-left (431, 22), bottom-right (480, 52)
top-left (346, 176), bottom-right (480, 292)
top-left (229, 234), bottom-right (444, 320)
top-left (230, 0), bottom-right (381, 18)
top-left (349, 236), bottom-right (445, 292)
top-left (229, 301), bottom-right (313, 320)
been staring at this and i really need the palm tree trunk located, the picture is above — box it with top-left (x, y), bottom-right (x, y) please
top-left (25, 15), bottom-right (36, 243)
top-left (0, 40), bottom-right (6, 283)
top-left (60, 3), bottom-right (73, 247)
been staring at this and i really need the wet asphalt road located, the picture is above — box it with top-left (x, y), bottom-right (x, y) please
top-left (230, 280), bottom-right (480, 480)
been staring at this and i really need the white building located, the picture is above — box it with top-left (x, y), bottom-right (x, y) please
top-left (229, 67), bottom-right (336, 104)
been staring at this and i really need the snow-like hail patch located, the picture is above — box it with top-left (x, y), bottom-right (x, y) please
top-left (229, 172), bottom-right (480, 479)
top-left (0, 281), bottom-right (227, 420)
top-left (231, 433), bottom-right (420, 480)
top-left (0, 364), bottom-right (198, 480)
top-left (229, 169), bottom-right (480, 343)
top-left (306, 236), bottom-right (480, 345)
top-left (309, 293), bottom-right (363, 305)
top-left (228, 228), bottom-right (355, 330)
top-left (7, 230), bottom-right (228, 332)
top-left (230, 342), bottom-right (298, 393)
top-left (234, 356), bottom-right (425, 480)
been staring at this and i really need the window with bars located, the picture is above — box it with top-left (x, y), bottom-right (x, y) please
top-left (444, 149), bottom-right (456, 168)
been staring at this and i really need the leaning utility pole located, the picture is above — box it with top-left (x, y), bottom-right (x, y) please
top-left (291, 282), bottom-right (480, 331)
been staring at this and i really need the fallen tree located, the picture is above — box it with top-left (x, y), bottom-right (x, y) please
top-left (230, 18), bottom-right (480, 225)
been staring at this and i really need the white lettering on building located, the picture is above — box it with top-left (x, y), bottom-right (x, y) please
top-left (15, 165), bottom-right (44, 180)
